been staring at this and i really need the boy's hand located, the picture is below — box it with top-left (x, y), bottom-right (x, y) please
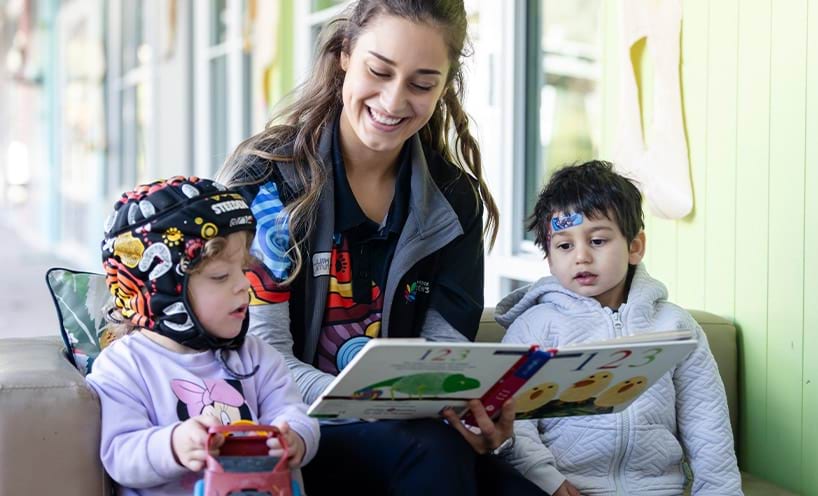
top-left (553, 480), bottom-right (582, 496)
top-left (442, 399), bottom-right (516, 455)
top-left (267, 422), bottom-right (306, 468)
top-left (171, 414), bottom-right (223, 472)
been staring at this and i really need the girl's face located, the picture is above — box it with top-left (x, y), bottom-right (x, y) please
top-left (187, 232), bottom-right (251, 340)
top-left (339, 15), bottom-right (450, 161)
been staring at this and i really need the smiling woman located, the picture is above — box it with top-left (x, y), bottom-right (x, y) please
top-left (338, 16), bottom-right (448, 161)
top-left (216, 1), bottom-right (545, 495)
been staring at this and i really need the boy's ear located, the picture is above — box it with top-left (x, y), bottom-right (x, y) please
top-left (628, 231), bottom-right (646, 265)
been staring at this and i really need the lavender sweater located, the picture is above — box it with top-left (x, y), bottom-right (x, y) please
top-left (85, 332), bottom-right (319, 496)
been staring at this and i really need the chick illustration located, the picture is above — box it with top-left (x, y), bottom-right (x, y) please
top-left (515, 382), bottom-right (560, 413)
top-left (353, 373), bottom-right (480, 400)
top-left (558, 372), bottom-right (613, 403)
top-left (594, 376), bottom-right (649, 408)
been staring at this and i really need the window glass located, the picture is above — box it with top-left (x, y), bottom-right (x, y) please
top-left (121, 0), bottom-right (145, 74)
top-left (205, 0), bottom-right (253, 174)
top-left (523, 0), bottom-right (602, 241)
top-left (209, 56), bottom-right (228, 172)
top-left (118, 0), bottom-right (149, 189)
top-left (211, 0), bottom-right (229, 46)
top-left (120, 84), bottom-right (148, 186)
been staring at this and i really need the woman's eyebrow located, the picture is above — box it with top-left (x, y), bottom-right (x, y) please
top-left (367, 51), bottom-right (442, 75)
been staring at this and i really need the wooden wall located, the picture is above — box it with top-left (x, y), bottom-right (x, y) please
top-left (602, 1), bottom-right (818, 492)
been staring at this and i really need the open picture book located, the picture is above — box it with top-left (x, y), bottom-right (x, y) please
top-left (307, 330), bottom-right (698, 421)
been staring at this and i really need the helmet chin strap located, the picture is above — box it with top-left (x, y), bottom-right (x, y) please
top-left (157, 302), bottom-right (259, 379)
top-left (216, 348), bottom-right (261, 380)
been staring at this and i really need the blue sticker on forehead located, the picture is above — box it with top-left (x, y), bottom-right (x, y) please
top-left (550, 212), bottom-right (584, 232)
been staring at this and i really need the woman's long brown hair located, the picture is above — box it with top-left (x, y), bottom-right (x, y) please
top-left (218, 0), bottom-right (499, 284)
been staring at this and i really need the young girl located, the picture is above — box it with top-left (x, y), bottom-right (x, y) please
top-left (86, 176), bottom-right (319, 495)
top-left (218, 1), bottom-right (544, 494)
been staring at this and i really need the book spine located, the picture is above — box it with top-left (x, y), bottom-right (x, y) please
top-left (461, 348), bottom-right (553, 425)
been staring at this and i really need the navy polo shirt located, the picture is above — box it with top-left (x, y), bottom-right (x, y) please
top-left (332, 126), bottom-right (411, 301)
top-left (313, 119), bottom-right (411, 374)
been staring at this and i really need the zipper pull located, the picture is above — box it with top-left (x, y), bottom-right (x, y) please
top-left (612, 311), bottom-right (623, 333)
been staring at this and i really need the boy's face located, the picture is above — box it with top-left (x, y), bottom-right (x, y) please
top-left (187, 232), bottom-right (251, 340)
top-left (546, 211), bottom-right (645, 309)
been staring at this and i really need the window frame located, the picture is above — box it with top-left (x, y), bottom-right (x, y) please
top-left (484, 0), bottom-right (603, 302)
top-left (193, 0), bottom-right (253, 177)
top-left (106, 0), bottom-right (157, 196)
top-left (293, 1), bottom-right (351, 85)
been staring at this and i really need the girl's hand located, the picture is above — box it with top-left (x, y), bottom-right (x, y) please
top-left (267, 422), bottom-right (306, 468)
top-left (442, 399), bottom-right (516, 455)
top-left (171, 414), bottom-right (223, 471)
top-left (553, 480), bottom-right (583, 496)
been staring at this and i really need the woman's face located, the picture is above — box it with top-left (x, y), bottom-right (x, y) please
top-left (339, 15), bottom-right (450, 161)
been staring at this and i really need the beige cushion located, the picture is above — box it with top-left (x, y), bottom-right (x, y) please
top-left (0, 337), bottom-right (110, 496)
top-left (687, 309), bottom-right (738, 436)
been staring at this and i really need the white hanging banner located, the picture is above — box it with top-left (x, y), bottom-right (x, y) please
top-left (613, 0), bottom-right (692, 219)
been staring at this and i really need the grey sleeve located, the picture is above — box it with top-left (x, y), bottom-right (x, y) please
top-left (248, 303), bottom-right (336, 405)
top-left (420, 308), bottom-right (470, 342)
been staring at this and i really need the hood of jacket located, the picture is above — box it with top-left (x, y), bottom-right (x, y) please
top-left (494, 263), bottom-right (668, 328)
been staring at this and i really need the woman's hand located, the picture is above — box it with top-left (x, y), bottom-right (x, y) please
top-left (442, 399), bottom-right (516, 454)
top-left (267, 422), bottom-right (306, 468)
top-left (552, 480), bottom-right (582, 496)
top-left (171, 414), bottom-right (223, 471)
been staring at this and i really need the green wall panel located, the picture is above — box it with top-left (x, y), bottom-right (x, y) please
top-left (676, 0), bottom-right (709, 310)
top-left (734, 0), bottom-right (771, 478)
top-left (599, 0), bottom-right (620, 163)
top-left (801, 1), bottom-right (818, 493)
top-left (766, 0), bottom-right (807, 489)
top-left (647, 219), bottom-right (678, 297)
top-left (603, 0), bottom-right (817, 491)
top-left (703, 0), bottom-right (737, 321)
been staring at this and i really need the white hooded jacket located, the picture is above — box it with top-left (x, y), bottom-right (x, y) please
top-left (496, 264), bottom-right (742, 496)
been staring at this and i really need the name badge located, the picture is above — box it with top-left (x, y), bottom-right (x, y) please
top-left (312, 252), bottom-right (331, 277)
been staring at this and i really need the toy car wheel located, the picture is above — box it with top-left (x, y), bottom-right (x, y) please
top-left (193, 479), bottom-right (204, 496)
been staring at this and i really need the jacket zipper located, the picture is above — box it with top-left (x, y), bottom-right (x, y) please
top-left (610, 310), bottom-right (629, 495)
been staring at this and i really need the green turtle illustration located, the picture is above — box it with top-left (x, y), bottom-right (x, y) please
top-left (353, 373), bottom-right (480, 399)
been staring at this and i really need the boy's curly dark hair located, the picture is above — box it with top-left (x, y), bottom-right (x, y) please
top-left (527, 160), bottom-right (644, 254)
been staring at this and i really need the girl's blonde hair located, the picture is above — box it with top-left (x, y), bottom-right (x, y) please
top-left (105, 232), bottom-right (254, 338)
top-left (217, 0), bottom-right (499, 285)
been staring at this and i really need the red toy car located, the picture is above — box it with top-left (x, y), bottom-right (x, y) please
top-left (194, 424), bottom-right (302, 496)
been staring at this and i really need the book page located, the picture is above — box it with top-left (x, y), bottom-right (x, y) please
top-left (513, 334), bottom-right (697, 419)
top-left (308, 340), bottom-right (532, 419)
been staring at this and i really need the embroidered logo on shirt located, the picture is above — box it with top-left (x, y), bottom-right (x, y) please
top-left (312, 252), bottom-right (331, 277)
top-left (404, 280), bottom-right (431, 302)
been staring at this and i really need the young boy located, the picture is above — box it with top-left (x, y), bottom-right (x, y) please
top-left (86, 176), bottom-right (319, 495)
top-left (496, 161), bottom-right (741, 495)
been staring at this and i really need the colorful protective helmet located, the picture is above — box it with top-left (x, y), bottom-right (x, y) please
top-left (102, 176), bottom-right (256, 351)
